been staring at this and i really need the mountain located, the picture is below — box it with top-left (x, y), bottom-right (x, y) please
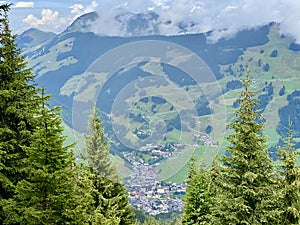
top-left (113, 11), bottom-right (160, 36)
top-left (16, 28), bottom-right (56, 48)
top-left (16, 14), bottom-right (300, 182)
top-left (64, 12), bottom-right (99, 34)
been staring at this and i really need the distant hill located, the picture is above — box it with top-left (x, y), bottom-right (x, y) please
top-left (64, 12), bottom-right (99, 34)
top-left (16, 14), bottom-right (300, 182)
top-left (16, 28), bottom-right (56, 48)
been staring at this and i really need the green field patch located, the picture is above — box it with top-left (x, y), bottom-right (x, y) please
top-left (165, 166), bottom-right (189, 183)
top-left (163, 146), bottom-right (218, 183)
top-left (263, 127), bottom-right (280, 146)
top-left (62, 121), bottom-right (84, 157)
top-left (284, 80), bottom-right (300, 94)
top-left (157, 145), bottom-right (195, 181)
top-left (111, 154), bottom-right (133, 178)
top-left (60, 72), bottom-right (108, 97)
top-left (164, 129), bottom-right (196, 145)
top-left (221, 89), bottom-right (242, 100)
top-left (140, 61), bottom-right (168, 78)
top-left (28, 37), bottom-right (78, 78)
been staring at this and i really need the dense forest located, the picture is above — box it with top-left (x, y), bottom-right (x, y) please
top-left (1, 4), bottom-right (300, 225)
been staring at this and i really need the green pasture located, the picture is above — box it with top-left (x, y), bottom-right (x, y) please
top-left (63, 24), bottom-right (300, 183)
top-left (158, 145), bottom-right (196, 182)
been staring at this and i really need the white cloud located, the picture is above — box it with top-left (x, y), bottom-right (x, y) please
top-left (22, 1), bottom-right (98, 33)
top-left (89, 0), bottom-right (156, 36)
top-left (88, 0), bottom-right (300, 43)
top-left (13, 1), bottom-right (34, 8)
top-left (277, 0), bottom-right (300, 43)
top-left (16, 0), bottom-right (300, 43)
top-left (70, 1), bottom-right (98, 18)
top-left (23, 9), bottom-right (67, 31)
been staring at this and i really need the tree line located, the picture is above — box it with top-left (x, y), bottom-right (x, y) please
top-left (0, 4), bottom-right (133, 224)
top-left (181, 70), bottom-right (300, 224)
top-left (1, 3), bottom-right (300, 225)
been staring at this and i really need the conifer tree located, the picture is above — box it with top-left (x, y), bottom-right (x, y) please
top-left (277, 121), bottom-right (300, 224)
top-left (142, 216), bottom-right (163, 225)
top-left (83, 106), bottom-right (133, 224)
top-left (90, 174), bottom-right (133, 225)
top-left (0, 3), bottom-right (41, 220)
top-left (83, 106), bottom-right (118, 181)
top-left (217, 69), bottom-right (278, 224)
top-left (3, 90), bottom-right (85, 224)
top-left (73, 164), bottom-right (97, 224)
top-left (182, 156), bottom-right (214, 224)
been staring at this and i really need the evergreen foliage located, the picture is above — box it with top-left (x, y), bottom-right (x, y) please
top-left (182, 157), bottom-right (214, 224)
top-left (90, 174), bottom-right (133, 225)
top-left (0, 3), bottom-right (41, 220)
top-left (4, 3), bottom-right (300, 224)
top-left (277, 122), bottom-right (300, 224)
top-left (142, 216), bottom-right (163, 225)
top-left (132, 207), bottom-right (149, 223)
top-left (73, 163), bottom-right (96, 224)
top-left (83, 106), bottom-right (118, 181)
top-left (279, 85), bottom-right (286, 96)
top-left (270, 50), bottom-right (278, 57)
top-left (0, 6), bottom-right (89, 224)
top-left (217, 69), bottom-right (278, 224)
top-left (83, 106), bottom-right (133, 224)
top-left (3, 90), bottom-right (83, 224)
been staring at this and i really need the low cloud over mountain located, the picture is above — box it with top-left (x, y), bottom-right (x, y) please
top-left (11, 0), bottom-right (300, 43)
top-left (88, 0), bottom-right (300, 43)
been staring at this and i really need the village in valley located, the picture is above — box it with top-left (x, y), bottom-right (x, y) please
top-left (123, 132), bottom-right (216, 215)
top-left (126, 162), bottom-right (185, 215)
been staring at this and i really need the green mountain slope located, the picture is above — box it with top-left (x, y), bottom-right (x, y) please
top-left (17, 22), bottom-right (300, 182)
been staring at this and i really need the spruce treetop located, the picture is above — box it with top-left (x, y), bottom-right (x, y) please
top-left (83, 106), bottom-right (118, 181)
top-left (277, 121), bottom-right (300, 224)
top-left (218, 69), bottom-right (277, 224)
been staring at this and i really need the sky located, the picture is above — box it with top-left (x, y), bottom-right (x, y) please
top-left (4, 0), bottom-right (300, 43)
top-left (5, 0), bottom-right (98, 34)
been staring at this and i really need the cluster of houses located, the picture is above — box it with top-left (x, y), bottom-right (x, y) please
top-left (126, 163), bottom-right (186, 215)
top-left (122, 137), bottom-right (216, 215)
top-left (198, 132), bottom-right (218, 147)
top-left (123, 143), bottom-right (177, 166)
top-left (140, 143), bottom-right (175, 159)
